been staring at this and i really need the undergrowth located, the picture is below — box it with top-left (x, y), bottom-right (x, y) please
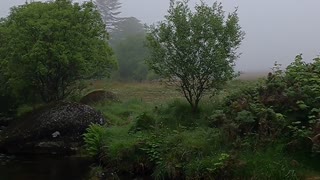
top-left (84, 55), bottom-right (320, 179)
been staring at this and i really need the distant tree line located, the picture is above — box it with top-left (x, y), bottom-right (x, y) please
top-left (96, 0), bottom-right (151, 82)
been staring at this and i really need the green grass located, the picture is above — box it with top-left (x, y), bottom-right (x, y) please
top-left (83, 79), bottom-right (320, 179)
top-left (87, 80), bottom-right (181, 104)
top-left (16, 103), bottom-right (44, 117)
top-left (237, 145), bottom-right (299, 180)
top-left (94, 98), bottom-right (150, 125)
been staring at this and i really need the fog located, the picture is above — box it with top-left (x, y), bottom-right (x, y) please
top-left (1, 0), bottom-right (320, 72)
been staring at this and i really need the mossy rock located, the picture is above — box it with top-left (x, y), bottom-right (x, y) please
top-left (80, 90), bottom-right (119, 105)
top-left (0, 101), bottom-right (106, 155)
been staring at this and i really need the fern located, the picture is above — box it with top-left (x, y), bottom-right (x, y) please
top-left (83, 123), bottom-right (107, 157)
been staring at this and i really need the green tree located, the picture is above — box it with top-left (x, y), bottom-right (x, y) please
top-left (110, 17), bottom-right (149, 81)
top-left (146, 0), bottom-right (244, 112)
top-left (0, 0), bottom-right (116, 103)
top-left (113, 34), bottom-right (149, 81)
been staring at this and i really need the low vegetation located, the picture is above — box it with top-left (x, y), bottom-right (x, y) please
top-left (84, 54), bottom-right (320, 179)
top-left (0, 0), bottom-right (319, 179)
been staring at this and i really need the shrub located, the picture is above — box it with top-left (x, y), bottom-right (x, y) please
top-left (156, 99), bottom-right (201, 129)
top-left (151, 128), bottom-right (226, 179)
top-left (130, 112), bottom-right (156, 132)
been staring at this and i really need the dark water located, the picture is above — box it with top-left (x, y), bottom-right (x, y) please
top-left (0, 154), bottom-right (92, 180)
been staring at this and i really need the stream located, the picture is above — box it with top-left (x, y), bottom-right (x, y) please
top-left (0, 154), bottom-right (92, 180)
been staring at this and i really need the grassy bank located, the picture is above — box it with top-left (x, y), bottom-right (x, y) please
top-left (84, 78), bottom-right (320, 180)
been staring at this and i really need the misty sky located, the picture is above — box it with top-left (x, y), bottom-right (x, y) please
top-left (1, 0), bottom-right (320, 72)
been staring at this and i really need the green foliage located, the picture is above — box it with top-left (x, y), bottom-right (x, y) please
top-left (285, 55), bottom-right (320, 112)
top-left (86, 54), bottom-right (320, 178)
top-left (97, 125), bottom-right (149, 174)
top-left (105, 126), bottom-right (139, 161)
top-left (185, 153), bottom-right (232, 179)
top-left (0, 0), bottom-right (116, 103)
top-left (207, 110), bottom-right (227, 128)
top-left (156, 99), bottom-right (196, 128)
top-left (287, 121), bottom-right (312, 138)
top-left (112, 33), bottom-right (149, 81)
top-left (237, 147), bottom-right (299, 180)
top-left (83, 124), bottom-right (107, 157)
top-left (146, 0), bottom-right (244, 112)
top-left (150, 128), bottom-right (230, 179)
top-left (235, 110), bottom-right (255, 123)
top-left (95, 99), bottom-right (148, 125)
top-left (154, 99), bottom-right (216, 129)
top-left (211, 80), bottom-right (291, 148)
top-left (286, 55), bottom-right (320, 100)
top-left (16, 104), bottom-right (35, 117)
top-left (130, 112), bottom-right (156, 132)
top-left (140, 133), bottom-right (163, 166)
top-left (109, 17), bottom-right (149, 81)
top-left (261, 55), bottom-right (320, 138)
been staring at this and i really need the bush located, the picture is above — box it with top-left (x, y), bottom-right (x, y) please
top-left (130, 112), bottom-right (156, 132)
top-left (156, 99), bottom-right (203, 129)
top-left (150, 128), bottom-right (227, 179)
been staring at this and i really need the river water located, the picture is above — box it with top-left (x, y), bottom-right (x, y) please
top-left (0, 154), bottom-right (92, 180)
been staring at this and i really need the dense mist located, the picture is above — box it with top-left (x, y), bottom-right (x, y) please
top-left (1, 0), bottom-right (320, 72)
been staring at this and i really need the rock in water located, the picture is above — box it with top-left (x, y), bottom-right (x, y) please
top-left (0, 101), bottom-right (106, 155)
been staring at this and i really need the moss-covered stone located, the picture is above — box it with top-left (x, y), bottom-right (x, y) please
top-left (80, 90), bottom-right (119, 105)
top-left (0, 101), bottom-right (106, 155)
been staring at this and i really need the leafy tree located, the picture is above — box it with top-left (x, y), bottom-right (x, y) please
top-left (146, 0), bottom-right (244, 112)
top-left (109, 17), bottom-right (149, 81)
top-left (113, 34), bottom-right (149, 81)
top-left (0, 0), bottom-right (116, 103)
top-left (95, 0), bottom-right (122, 31)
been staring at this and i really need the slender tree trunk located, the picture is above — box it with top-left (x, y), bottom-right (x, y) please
top-left (192, 98), bottom-right (200, 113)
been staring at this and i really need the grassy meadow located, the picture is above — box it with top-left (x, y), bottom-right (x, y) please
top-left (83, 73), bottom-right (320, 179)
